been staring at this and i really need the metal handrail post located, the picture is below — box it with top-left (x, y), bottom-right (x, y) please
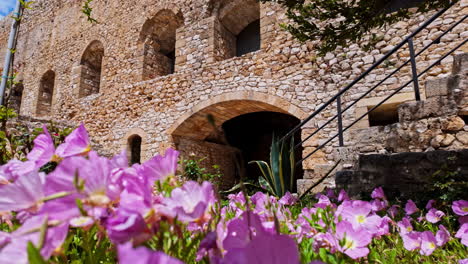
top-left (408, 38), bottom-right (421, 101)
top-left (337, 95), bottom-right (344, 147)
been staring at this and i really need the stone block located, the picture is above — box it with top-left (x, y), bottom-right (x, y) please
top-left (425, 77), bottom-right (449, 98)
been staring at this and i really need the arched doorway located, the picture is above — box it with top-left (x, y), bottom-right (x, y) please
top-left (169, 92), bottom-right (306, 191)
top-left (222, 111), bottom-right (303, 186)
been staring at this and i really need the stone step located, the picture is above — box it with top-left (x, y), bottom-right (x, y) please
top-left (303, 164), bottom-right (336, 179)
top-left (297, 178), bottom-right (334, 196)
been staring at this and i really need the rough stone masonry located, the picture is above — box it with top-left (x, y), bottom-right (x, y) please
top-left (0, 0), bottom-right (467, 191)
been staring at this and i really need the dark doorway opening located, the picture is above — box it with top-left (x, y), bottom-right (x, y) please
top-left (165, 50), bottom-right (176, 75)
top-left (222, 111), bottom-right (303, 191)
top-left (236, 19), bottom-right (260, 57)
top-left (128, 135), bottom-right (142, 165)
top-left (368, 103), bottom-right (400, 127)
top-left (460, 114), bottom-right (468, 125)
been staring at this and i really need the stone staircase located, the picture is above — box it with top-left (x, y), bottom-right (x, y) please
top-left (297, 53), bottom-right (468, 196)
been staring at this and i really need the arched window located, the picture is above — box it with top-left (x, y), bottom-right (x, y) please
top-left (139, 10), bottom-right (183, 80)
top-left (236, 19), bottom-right (260, 57)
top-left (79, 40), bottom-right (104, 97)
top-left (36, 70), bottom-right (55, 116)
top-left (216, 0), bottom-right (260, 59)
top-left (128, 135), bottom-right (142, 165)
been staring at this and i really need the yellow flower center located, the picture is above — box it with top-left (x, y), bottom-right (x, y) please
top-left (407, 226), bottom-right (412, 232)
top-left (463, 207), bottom-right (468, 212)
top-left (88, 193), bottom-right (110, 206)
top-left (428, 242), bottom-right (436, 249)
top-left (356, 215), bottom-right (366, 224)
top-left (70, 216), bottom-right (92, 226)
top-left (344, 238), bottom-right (356, 249)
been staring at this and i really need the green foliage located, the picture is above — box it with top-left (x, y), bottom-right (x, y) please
top-left (51, 227), bottom-right (115, 264)
top-left (0, 107), bottom-right (72, 164)
top-left (27, 242), bottom-right (47, 264)
top-left (180, 156), bottom-right (222, 187)
top-left (425, 156), bottom-right (468, 202)
top-left (82, 0), bottom-right (98, 24)
top-left (261, 0), bottom-right (453, 55)
top-left (249, 137), bottom-right (295, 197)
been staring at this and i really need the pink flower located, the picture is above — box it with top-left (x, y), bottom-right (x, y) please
top-left (0, 159), bottom-right (36, 183)
top-left (426, 200), bottom-right (435, 210)
top-left (371, 187), bottom-right (385, 199)
top-left (455, 223), bottom-right (468, 247)
top-left (420, 231), bottom-right (437, 256)
top-left (334, 221), bottom-right (372, 259)
top-left (397, 217), bottom-right (414, 235)
top-left (106, 208), bottom-right (150, 244)
top-left (136, 148), bottom-right (179, 183)
top-left (40, 152), bottom-right (117, 222)
top-left (387, 205), bottom-right (400, 218)
top-left (27, 126), bottom-right (55, 168)
top-left (55, 123), bottom-right (91, 158)
top-left (426, 208), bottom-right (445, 223)
top-left (0, 215), bottom-right (68, 264)
top-left (279, 192), bottom-right (298, 206)
top-left (338, 190), bottom-right (349, 202)
top-left (402, 232), bottom-right (421, 251)
top-left (337, 200), bottom-right (382, 234)
top-left (405, 200), bottom-right (419, 215)
top-left (0, 170), bottom-right (44, 213)
top-left (315, 194), bottom-right (334, 209)
top-left (460, 259), bottom-right (468, 264)
top-left (436, 225), bottom-right (450, 247)
top-left (223, 212), bottom-right (268, 251)
top-left (160, 181), bottom-right (216, 223)
top-left (118, 242), bottom-right (183, 264)
top-left (222, 232), bottom-right (300, 264)
top-left (452, 200), bottom-right (468, 216)
top-left (371, 199), bottom-right (388, 212)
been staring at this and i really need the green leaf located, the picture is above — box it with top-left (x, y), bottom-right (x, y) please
top-left (319, 248), bottom-right (328, 262)
top-left (27, 242), bottom-right (47, 264)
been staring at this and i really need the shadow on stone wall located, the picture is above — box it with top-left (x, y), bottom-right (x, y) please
top-left (336, 149), bottom-right (468, 200)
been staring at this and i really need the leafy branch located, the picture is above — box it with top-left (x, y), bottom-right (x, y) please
top-left (82, 0), bottom-right (98, 24)
top-left (261, 0), bottom-right (454, 55)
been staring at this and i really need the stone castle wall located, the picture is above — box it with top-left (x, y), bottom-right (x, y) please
top-left (0, 0), bottom-right (467, 188)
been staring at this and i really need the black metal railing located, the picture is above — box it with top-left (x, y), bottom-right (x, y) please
top-left (281, 2), bottom-right (467, 167)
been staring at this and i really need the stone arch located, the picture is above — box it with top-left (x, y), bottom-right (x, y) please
top-left (169, 92), bottom-right (307, 190)
top-left (79, 40), bottom-right (104, 98)
top-left (36, 70), bottom-right (55, 116)
top-left (169, 91), bottom-right (307, 139)
top-left (209, 0), bottom-right (261, 59)
top-left (139, 9), bottom-right (184, 80)
top-left (121, 128), bottom-right (148, 163)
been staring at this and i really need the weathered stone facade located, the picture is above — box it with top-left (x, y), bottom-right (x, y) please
top-left (0, 0), bottom-right (467, 191)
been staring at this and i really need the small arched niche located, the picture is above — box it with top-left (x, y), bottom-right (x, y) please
top-left (215, 0), bottom-right (261, 59)
top-left (139, 10), bottom-right (184, 80)
top-left (36, 70), bottom-right (55, 116)
top-left (79, 40), bottom-right (104, 98)
top-left (127, 135), bottom-right (142, 165)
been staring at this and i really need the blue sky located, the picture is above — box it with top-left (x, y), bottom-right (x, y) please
top-left (0, 0), bottom-right (16, 19)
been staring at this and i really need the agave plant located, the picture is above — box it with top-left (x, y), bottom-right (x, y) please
top-left (249, 136), bottom-right (295, 197)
